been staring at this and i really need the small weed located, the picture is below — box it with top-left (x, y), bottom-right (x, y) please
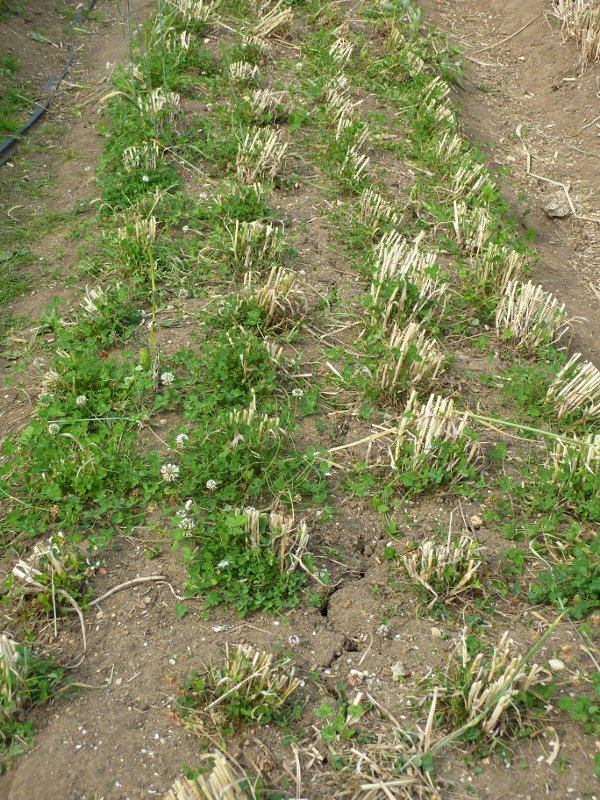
top-left (1, 635), bottom-right (65, 771)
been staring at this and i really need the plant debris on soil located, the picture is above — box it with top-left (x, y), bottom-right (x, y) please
top-left (0, 0), bottom-right (598, 798)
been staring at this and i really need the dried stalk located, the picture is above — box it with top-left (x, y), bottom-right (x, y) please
top-left (377, 321), bottom-right (445, 398)
top-left (546, 352), bottom-right (600, 419)
top-left (496, 280), bottom-right (569, 351)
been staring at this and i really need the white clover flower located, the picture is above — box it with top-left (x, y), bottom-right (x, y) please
top-left (178, 516), bottom-right (195, 532)
top-left (160, 463), bottom-right (180, 482)
top-left (160, 372), bottom-right (175, 387)
top-left (48, 423), bottom-right (60, 435)
top-left (75, 395), bottom-right (87, 407)
top-left (216, 559), bottom-right (229, 569)
top-left (142, 174), bottom-right (150, 182)
top-left (205, 479), bottom-right (217, 491)
top-left (184, 499), bottom-right (193, 512)
top-left (291, 388), bottom-right (304, 398)
top-left (175, 433), bottom-right (189, 447)
top-left (288, 634), bottom-right (300, 647)
top-left (376, 624), bottom-right (390, 638)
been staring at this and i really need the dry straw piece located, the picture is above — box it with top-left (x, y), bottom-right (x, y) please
top-left (496, 280), bottom-right (569, 351)
top-left (552, 0), bottom-right (600, 63)
top-left (252, 0), bottom-right (292, 40)
top-left (402, 534), bottom-right (481, 605)
top-left (324, 83), bottom-right (362, 138)
top-left (342, 144), bottom-right (370, 181)
top-left (377, 321), bottom-right (445, 398)
top-left (390, 391), bottom-right (481, 474)
top-left (12, 534), bottom-right (73, 596)
top-left (164, 751), bottom-right (254, 800)
top-left (546, 352), bottom-right (600, 419)
top-left (435, 131), bottom-right (463, 164)
top-left (182, 643), bottom-right (300, 733)
top-left (81, 284), bottom-right (111, 316)
top-left (236, 126), bottom-right (288, 183)
top-left (264, 337), bottom-right (284, 364)
top-left (240, 267), bottom-right (304, 328)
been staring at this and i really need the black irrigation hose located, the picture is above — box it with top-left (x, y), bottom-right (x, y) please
top-left (0, 0), bottom-right (99, 167)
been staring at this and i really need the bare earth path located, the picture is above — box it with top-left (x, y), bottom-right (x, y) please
top-left (422, 0), bottom-right (600, 363)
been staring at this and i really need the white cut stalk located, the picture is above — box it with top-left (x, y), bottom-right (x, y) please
top-left (329, 37), bottom-right (354, 64)
top-left (496, 280), bottom-right (569, 351)
top-left (405, 46), bottom-right (427, 75)
top-left (342, 145), bottom-right (370, 182)
top-left (228, 390), bottom-right (283, 446)
top-left (237, 507), bottom-right (309, 573)
top-left (474, 243), bottom-right (526, 294)
top-left (122, 141), bottom-right (161, 173)
top-left (81, 285), bottom-right (110, 316)
top-left (228, 220), bottom-right (283, 269)
top-left (236, 126), bottom-right (288, 183)
top-left (170, 0), bottom-right (219, 24)
top-left (164, 751), bottom-right (253, 800)
top-left (546, 352), bottom-right (600, 419)
top-left (224, 643), bottom-right (299, 701)
top-left (548, 432), bottom-right (600, 485)
top-left (377, 321), bottom-right (445, 397)
top-left (323, 73), bottom-right (350, 101)
top-left (369, 234), bottom-right (445, 326)
top-left (421, 76), bottom-right (456, 129)
top-left (229, 61), bottom-right (259, 84)
top-left (138, 88), bottom-right (180, 126)
top-left (326, 84), bottom-right (363, 138)
top-left (1, 634), bottom-right (26, 716)
top-left (116, 214), bottom-right (157, 249)
top-left (241, 267), bottom-right (304, 327)
top-left (249, 88), bottom-right (289, 119)
top-left (164, 28), bottom-right (192, 54)
top-left (435, 132), bottom-right (463, 164)
top-left (359, 188), bottom-right (400, 233)
top-left (452, 202), bottom-right (492, 255)
top-left (460, 632), bottom-right (544, 735)
top-left (11, 534), bottom-right (92, 599)
top-left (264, 338), bottom-right (283, 364)
top-left (402, 535), bottom-right (481, 602)
top-left (452, 158), bottom-right (491, 201)
top-left (390, 391), bottom-right (481, 475)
